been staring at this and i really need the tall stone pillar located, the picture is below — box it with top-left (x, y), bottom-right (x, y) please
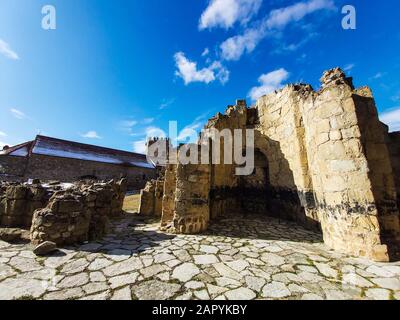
top-left (161, 164), bottom-right (177, 229)
top-left (173, 153), bottom-right (210, 234)
top-left (302, 68), bottom-right (400, 261)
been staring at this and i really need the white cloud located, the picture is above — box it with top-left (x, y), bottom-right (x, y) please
top-left (344, 63), bottom-right (355, 72)
top-left (391, 93), bottom-right (400, 102)
top-left (133, 140), bottom-right (147, 154)
top-left (220, 27), bottom-right (267, 61)
top-left (199, 0), bottom-right (262, 30)
top-left (202, 48), bottom-right (210, 57)
top-left (121, 120), bottom-right (138, 127)
top-left (380, 107), bottom-right (400, 132)
top-left (0, 39), bottom-right (19, 60)
top-left (0, 131), bottom-right (6, 137)
top-left (220, 0), bottom-right (335, 61)
top-left (10, 108), bottom-right (26, 119)
top-left (174, 52), bottom-right (230, 85)
top-left (248, 68), bottom-right (290, 101)
top-left (370, 72), bottom-right (385, 80)
top-left (119, 120), bottom-right (138, 135)
top-left (266, 0), bottom-right (335, 29)
top-left (81, 131), bottom-right (102, 139)
top-left (142, 118), bottom-right (155, 125)
top-left (273, 32), bottom-right (319, 54)
top-left (160, 98), bottom-right (175, 110)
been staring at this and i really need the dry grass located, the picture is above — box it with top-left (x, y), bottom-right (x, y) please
top-left (123, 194), bottom-right (141, 213)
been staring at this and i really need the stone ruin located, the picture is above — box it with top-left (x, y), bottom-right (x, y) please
top-left (139, 68), bottom-right (400, 262)
top-left (0, 179), bottom-right (127, 247)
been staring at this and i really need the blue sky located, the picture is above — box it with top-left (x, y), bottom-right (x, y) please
top-left (0, 0), bottom-right (399, 153)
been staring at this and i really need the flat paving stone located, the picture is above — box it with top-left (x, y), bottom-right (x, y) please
top-left (365, 288), bottom-right (391, 300)
top-left (262, 281), bottom-right (291, 299)
top-left (172, 263), bottom-right (200, 282)
top-left (225, 288), bottom-right (256, 300)
top-left (0, 277), bottom-right (47, 300)
top-left (133, 280), bottom-right (181, 300)
top-left (111, 286), bottom-right (132, 300)
top-left (193, 255), bottom-right (218, 265)
top-left (57, 273), bottom-right (89, 289)
top-left (0, 215), bottom-right (400, 300)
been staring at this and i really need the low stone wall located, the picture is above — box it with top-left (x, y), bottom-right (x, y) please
top-left (0, 183), bottom-right (50, 228)
top-left (31, 191), bottom-right (91, 246)
top-left (0, 179), bottom-right (127, 246)
top-left (30, 179), bottom-right (127, 245)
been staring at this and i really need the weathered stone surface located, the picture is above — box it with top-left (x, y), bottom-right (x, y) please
top-left (132, 280), bottom-right (181, 300)
top-left (225, 288), bottom-right (256, 300)
top-left (109, 273), bottom-right (139, 289)
top-left (33, 241), bottom-right (57, 256)
top-left (83, 282), bottom-right (109, 295)
top-left (103, 257), bottom-right (143, 277)
top-left (172, 263), bottom-right (200, 282)
top-left (9, 256), bottom-right (42, 272)
top-left (370, 278), bottom-right (400, 290)
top-left (262, 282), bottom-right (291, 299)
top-left (245, 276), bottom-right (266, 292)
top-left (365, 288), bottom-right (391, 300)
top-left (137, 68), bottom-right (400, 263)
top-left (57, 273), bottom-right (89, 289)
top-left (0, 215), bottom-right (399, 301)
top-left (0, 228), bottom-right (30, 243)
top-left (193, 255), bottom-right (218, 265)
top-left (302, 293), bottom-right (324, 300)
top-left (60, 258), bottom-right (90, 274)
top-left (226, 260), bottom-right (250, 272)
top-left (213, 263), bottom-right (242, 280)
top-left (342, 274), bottom-right (374, 288)
top-left (43, 288), bottom-right (84, 300)
top-left (88, 258), bottom-right (114, 271)
top-left (111, 286), bottom-right (132, 300)
top-left (141, 264), bottom-right (167, 278)
top-left (0, 278), bottom-right (46, 300)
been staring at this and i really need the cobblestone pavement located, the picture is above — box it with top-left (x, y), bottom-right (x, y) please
top-left (1, 215), bottom-right (400, 300)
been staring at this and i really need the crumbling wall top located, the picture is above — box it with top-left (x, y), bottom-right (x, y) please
top-left (320, 67), bottom-right (354, 90)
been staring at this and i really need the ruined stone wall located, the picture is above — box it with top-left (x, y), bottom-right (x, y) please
top-left (256, 85), bottom-right (318, 228)
top-left (0, 179), bottom-right (126, 246)
top-left (154, 180), bottom-right (164, 217)
top-left (388, 132), bottom-right (400, 208)
top-left (31, 191), bottom-right (91, 245)
top-left (353, 88), bottom-right (399, 251)
top-left (139, 180), bottom-right (156, 216)
top-left (138, 178), bottom-right (164, 217)
top-left (30, 180), bottom-right (127, 245)
top-left (300, 70), bottom-right (399, 261)
top-left (138, 68), bottom-right (400, 261)
top-left (0, 183), bottom-right (49, 228)
top-left (1, 154), bottom-right (155, 190)
top-left (173, 152), bottom-right (210, 234)
top-left (206, 104), bottom-right (247, 219)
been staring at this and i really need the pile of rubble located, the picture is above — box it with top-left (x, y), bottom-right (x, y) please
top-left (0, 179), bottom-right (127, 249)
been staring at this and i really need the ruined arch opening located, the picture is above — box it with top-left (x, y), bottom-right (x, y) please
top-left (237, 149), bottom-right (270, 215)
